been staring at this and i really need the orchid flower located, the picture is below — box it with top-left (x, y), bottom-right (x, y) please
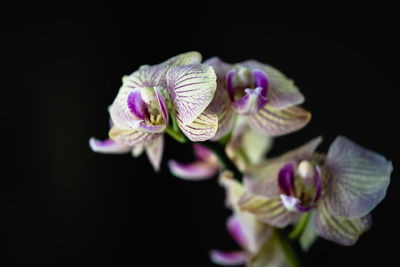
top-left (204, 57), bottom-right (311, 140)
top-left (210, 172), bottom-right (290, 267)
top-left (238, 136), bottom-right (393, 246)
top-left (90, 52), bottom-right (218, 170)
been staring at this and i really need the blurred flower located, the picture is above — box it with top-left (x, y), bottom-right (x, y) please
top-left (168, 143), bottom-right (220, 180)
top-left (239, 136), bottom-right (393, 245)
top-left (210, 172), bottom-right (290, 267)
top-left (90, 52), bottom-right (218, 170)
top-left (204, 57), bottom-right (311, 141)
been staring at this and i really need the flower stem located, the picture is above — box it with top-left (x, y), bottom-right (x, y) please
top-left (288, 212), bottom-right (311, 239)
top-left (277, 229), bottom-right (300, 267)
top-left (198, 141), bottom-right (242, 180)
top-left (165, 127), bottom-right (187, 143)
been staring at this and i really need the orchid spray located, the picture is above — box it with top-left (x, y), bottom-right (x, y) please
top-left (90, 52), bottom-right (392, 266)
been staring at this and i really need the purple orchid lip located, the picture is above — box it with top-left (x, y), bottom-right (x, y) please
top-left (295, 203), bottom-right (314, 213)
top-left (252, 69), bottom-right (268, 97)
top-left (127, 90), bottom-right (149, 120)
top-left (278, 162), bottom-right (295, 196)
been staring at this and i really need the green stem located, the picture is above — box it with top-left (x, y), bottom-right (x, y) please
top-left (198, 141), bottom-right (242, 180)
top-left (165, 127), bottom-right (187, 143)
top-left (277, 229), bottom-right (300, 267)
top-left (288, 212), bottom-right (311, 239)
top-left (170, 112), bottom-right (179, 132)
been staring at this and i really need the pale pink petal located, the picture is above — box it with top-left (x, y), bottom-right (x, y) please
top-left (89, 138), bottom-right (131, 154)
top-left (145, 136), bottom-right (164, 172)
top-left (209, 250), bottom-right (248, 266)
top-left (168, 160), bottom-right (219, 181)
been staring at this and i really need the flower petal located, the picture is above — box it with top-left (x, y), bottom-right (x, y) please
top-left (123, 64), bottom-right (168, 91)
top-left (176, 111), bottom-right (218, 142)
top-left (247, 230), bottom-right (289, 267)
top-left (210, 101), bottom-right (235, 141)
top-left (209, 250), bottom-right (249, 266)
top-left (109, 126), bottom-right (160, 146)
top-left (109, 87), bottom-right (141, 129)
top-left (232, 87), bottom-right (268, 115)
top-left (127, 89), bottom-right (149, 120)
top-left (241, 60), bottom-right (305, 110)
top-left (166, 64), bottom-right (217, 125)
top-left (324, 136), bottom-right (393, 218)
top-left (226, 119), bottom-right (273, 171)
top-left (238, 192), bottom-right (301, 228)
top-left (163, 51), bottom-right (202, 66)
top-left (248, 104), bottom-right (311, 137)
top-left (315, 199), bottom-right (372, 246)
top-left (145, 135), bottom-right (164, 172)
top-left (219, 171), bottom-right (245, 209)
top-left (227, 215), bottom-right (249, 250)
top-left (168, 160), bottom-right (219, 181)
top-left (154, 86), bottom-right (169, 125)
top-left (228, 213), bottom-right (272, 255)
top-left (193, 143), bottom-right (214, 161)
top-left (89, 138), bottom-right (131, 154)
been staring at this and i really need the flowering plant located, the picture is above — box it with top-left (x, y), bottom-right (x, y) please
top-left (90, 52), bottom-right (392, 266)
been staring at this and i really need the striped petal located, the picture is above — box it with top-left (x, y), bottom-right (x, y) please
top-left (241, 60), bottom-right (305, 110)
top-left (145, 136), bottom-right (164, 172)
top-left (109, 88), bottom-right (141, 130)
top-left (210, 250), bottom-right (249, 266)
top-left (89, 138), bottom-right (131, 154)
top-left (123, 51), bottom-right (202, 92)
top-left (168, 160), bottom-right (219, 181)
top-left (166, 64), bottom-right (217, 125)
top-left (315, 199), bottom-right (372, 246)
top-left (324, 136), bottom-right (393, 218)
top-left (205, 60), bottom-right (235, 140)
top-left (238, 192), bottom-right (301, 228)
top-left (248, 104), bottom-right (311, 137)
top-left (163, 51), bottom-right (202, 66)
top-left (177, 111), bottom-right (218, 142)
top-left (123, 64), bottom-right (168, 92)
top-left (210, 100), bottom-right (235, 141)
top-left (109, 126), bottom-right (160, 146)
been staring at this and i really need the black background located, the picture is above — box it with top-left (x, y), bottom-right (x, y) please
top-left (1, 3), bottom-right (399, 266)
